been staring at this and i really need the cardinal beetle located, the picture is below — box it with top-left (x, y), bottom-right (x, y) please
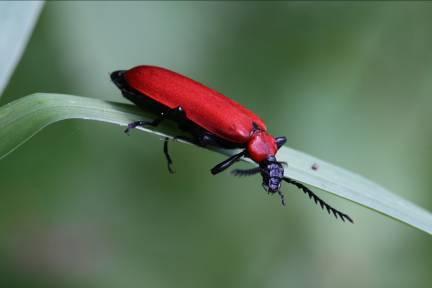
top-left (111, 65), bottom-right (353, 223)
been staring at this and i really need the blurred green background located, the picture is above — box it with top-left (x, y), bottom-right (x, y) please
top-left (1, 2), bottom-right (431, 287)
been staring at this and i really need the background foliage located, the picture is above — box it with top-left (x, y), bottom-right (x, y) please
top-left (0, 2), bottom-right (431, 288)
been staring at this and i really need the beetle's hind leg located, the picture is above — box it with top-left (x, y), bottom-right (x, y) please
top-left (124, 105), bottom-right (189, 174)
top-left (124, 120), bottom-right (152, 134)
top-left (124, 106), bottom-right (185, 134)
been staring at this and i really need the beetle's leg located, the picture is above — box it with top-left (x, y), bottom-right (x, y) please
top-left (160, 136), bottom-right (196, 174)
top-left (163, 138), bottom-right (175, 174)
top-left (211, 150), bottom-right (247, 175)
top-left (124, 120), bottom-right (152, 134)
top-left (231, 167), bottom-right (261, 177)
top-left (124, 106), bottom-right (185, 134)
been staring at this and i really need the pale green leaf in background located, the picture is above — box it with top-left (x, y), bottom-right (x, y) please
top-left (0, 1), bottom-right (44, 97)
top-left (1, 93), bottom-right (431, 234)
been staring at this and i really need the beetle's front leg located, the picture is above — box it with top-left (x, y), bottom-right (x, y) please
top-left (210, 150), bottom-right (247, 175)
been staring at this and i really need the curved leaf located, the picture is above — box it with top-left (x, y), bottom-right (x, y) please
top-left (0, 93), bottom-right (431, 234)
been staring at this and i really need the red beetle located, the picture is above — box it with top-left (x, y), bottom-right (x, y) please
top-left (111, 65), bottom-right (352, 223)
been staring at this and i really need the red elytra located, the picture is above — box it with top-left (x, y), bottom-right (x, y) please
top-left (123, 66), bottom-right (277, 162)
top-left (111, 65), bottom-right (353, 223)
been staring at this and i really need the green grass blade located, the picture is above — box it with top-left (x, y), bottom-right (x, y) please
top-left (0, 93), bottom-right (179, 160)
top-left (1, 93), bottom-right (431, 234)
top-left (0, 2), bottom-right (44, 96)
top-left (278, 148), bottom-right (432, 233)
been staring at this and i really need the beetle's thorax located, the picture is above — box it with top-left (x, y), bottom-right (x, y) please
top-left (247, 130), bottom-right (278, 163)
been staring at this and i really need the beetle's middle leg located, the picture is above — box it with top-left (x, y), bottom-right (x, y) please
top-left (163, 137), bottom-right (175, 174)
top-left (162, 135), bottom-right (194, 174)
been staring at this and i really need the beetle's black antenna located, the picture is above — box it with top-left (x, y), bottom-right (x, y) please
top-left (277, 190), bottom-right (286, 206)
top-left (231, 167), bottom-right (261, 177)
top-left (283, 177), bottom-right (353, 223)
top-left (163, 138), bottom-right (175, 174)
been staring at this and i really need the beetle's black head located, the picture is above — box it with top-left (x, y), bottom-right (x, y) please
top-left (260, 156), bottom-right (284, 193)
top-left (110, 70), bottom-right (126, 90)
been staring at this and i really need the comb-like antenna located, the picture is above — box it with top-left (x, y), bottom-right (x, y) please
top-left (283, 177), bottom-right (353, 223)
